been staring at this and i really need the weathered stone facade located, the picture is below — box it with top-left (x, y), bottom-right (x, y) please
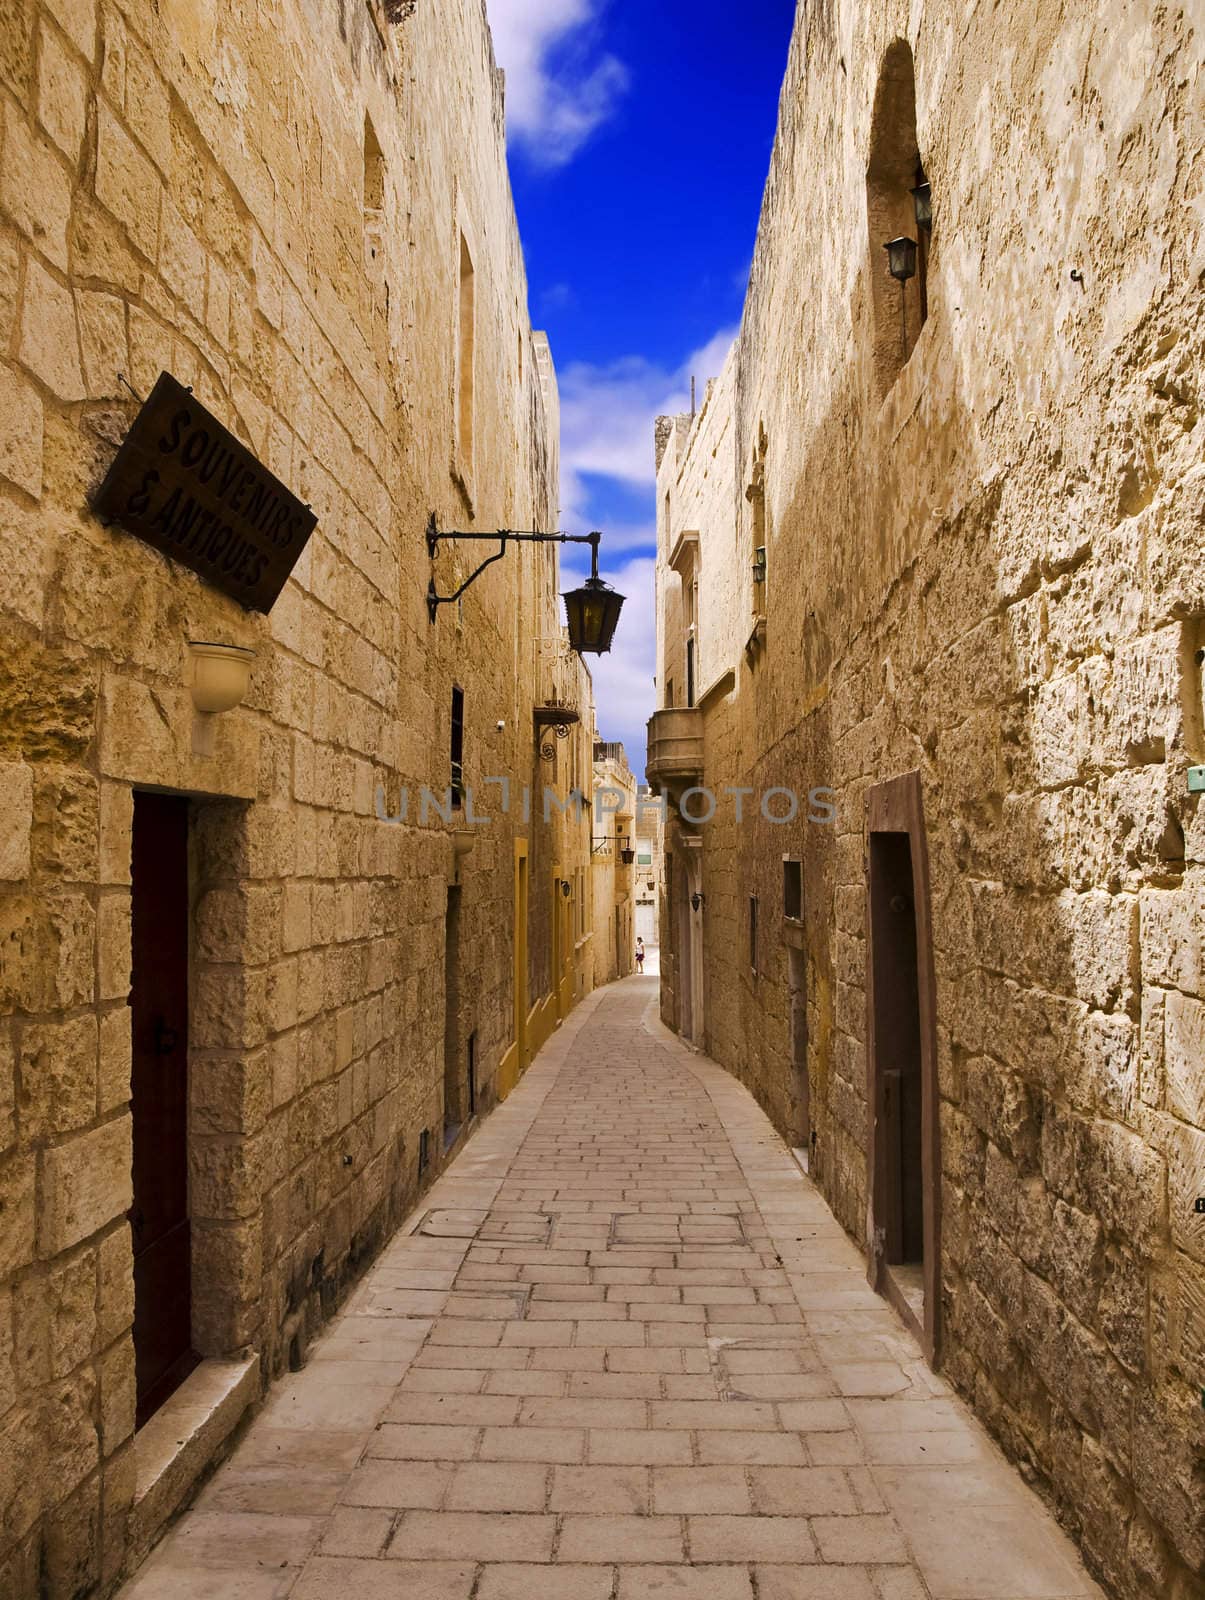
top-left (634, 783), bottom-right (666, 950)
top-left (650, 4), bottom-right (1205, 1596)
top-left (591, 740), bottom-right (637, 989)
top-left (0, 0), bottom-right (604, 1593)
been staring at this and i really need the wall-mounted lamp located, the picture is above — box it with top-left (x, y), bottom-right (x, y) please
top-left (188, 642), bottom-right (255, 714)
top-left (563, 563), bottom-right (625, 656)
top-left (690, 891), bottom-right (705, 913)
top-left (620, 845), bottom-right (636, 866)
top-left (911, 182), bottom-right (932, 231)
top-left (561, 880), bottom-right (573, 899)
top-left (884, 237), bottom-right (918, 282)
top-left (427, 515), bottom-right (625, 655)
top-left (884, 237), bottom-right (919, 362)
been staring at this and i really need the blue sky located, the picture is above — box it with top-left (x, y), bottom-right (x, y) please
top-left (486, 0), bottom-right (796, 777)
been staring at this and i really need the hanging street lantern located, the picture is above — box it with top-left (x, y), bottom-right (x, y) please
top-left (427, 517), bottom-right (626, 658)
top-left (911, 181), bottom-right (932, 232)
top-left (884, 237), bottom-right (919, 361)
top-left (885, 236), bottom-right (918, 282)
top-left (563, 534), bottom-right (625, 656)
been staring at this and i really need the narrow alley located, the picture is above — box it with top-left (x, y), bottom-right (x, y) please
top-left (118, 978), bottom-right (1102, 1600)
top-left (0, 0), bottom-right (1199, 1595)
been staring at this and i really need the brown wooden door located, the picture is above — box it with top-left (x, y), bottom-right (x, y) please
top-left (129, 792), bottom-right (196, 1426)
top-left (869, 830), bottom-right (925, 1265)
top-left (787, 946), bottom-right (811, 1154)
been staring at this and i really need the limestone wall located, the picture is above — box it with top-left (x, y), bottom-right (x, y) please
top-left (591, 746), bottom-right (637, 988)
top-left (634, 785), bottom-right (665, 949)
top-left (654, 2), bottom-right (1205, 1593)
top-left (0, 0), bottom-right (596, 1592)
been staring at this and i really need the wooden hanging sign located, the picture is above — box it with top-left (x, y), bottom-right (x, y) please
top-left (91, 371), bottom-right (317, 613)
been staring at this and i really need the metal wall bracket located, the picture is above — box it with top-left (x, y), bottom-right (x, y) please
top-left (427, 513), bottom-right (601, 624)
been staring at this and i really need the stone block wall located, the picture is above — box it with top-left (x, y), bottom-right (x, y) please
top-left (633, 785), bottom-right (665, 950)
top-left (591, 746), bottom-right (637, 989)
top-left (653, 2), bottom-right (1204, 1594)
top-left (0, 0), bottom-right (596, 1593)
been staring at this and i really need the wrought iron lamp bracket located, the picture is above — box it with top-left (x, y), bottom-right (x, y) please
top-left (427, 513), bottom-right (602, 624)
top-left (539, 722), bottom-right (574, 762)
top-left (591, 833), bottom-right (633, 860)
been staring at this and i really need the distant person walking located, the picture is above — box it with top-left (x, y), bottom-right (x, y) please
top-left (635, 938), bottom-right (645, 973)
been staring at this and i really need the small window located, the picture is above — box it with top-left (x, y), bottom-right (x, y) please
top-left (364, 115), bottom-right (385, 214)
top-left (686, 637), bottom-right (696, 708)
top-left (457, 235), bottom-right (476, 471)
top-left (467, 1031), bottom-right (477, 1117)
top-left (418, 1127), bottom-right (430, 1174)
top-left (666, 678), bottom-right (675, 710)
top-left (749, 896), bottom-right (759, 975)
top-left (451, 686), bottom-right (465, 808)
top-left (363, 115), bottom-right (385, 276)
top-left (784, 860), bottom-right (803, 922)
top-left (746, 427), bottom-right (768, 606)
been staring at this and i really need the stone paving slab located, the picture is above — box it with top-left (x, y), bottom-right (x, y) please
top-left (117, 979), bottom-right (1106, 1600)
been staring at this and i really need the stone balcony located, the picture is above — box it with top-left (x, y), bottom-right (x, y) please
top-left (645, 706), bottom-right (704, 796)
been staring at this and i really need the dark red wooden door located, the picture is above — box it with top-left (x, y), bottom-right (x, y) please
top-left (130, 792), bottom-right (197, 1426)
top-left (869, 830), bottom-right (925, 1266)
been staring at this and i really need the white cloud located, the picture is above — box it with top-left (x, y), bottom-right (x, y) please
top-left (583, 517), bottom-right (658, 555)
top-left (487, 0), bottom-right (628, 168)
top-left (558, 326), bottom-right (738, 519)
top-left (540, 281), bottom-right (577, 314)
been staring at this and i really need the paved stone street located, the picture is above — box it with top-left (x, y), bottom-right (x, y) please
top-left (120, 979), bottom-right (1102, 1600)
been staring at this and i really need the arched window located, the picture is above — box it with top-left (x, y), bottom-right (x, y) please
top-left (363, 114), bottom-right (386, 287)
top-left (457, 234), bottom-right (476, 474)
top-left (746, 424), bottom-right (768, 612)
top-left (866, 41), bottom-right (931, 396)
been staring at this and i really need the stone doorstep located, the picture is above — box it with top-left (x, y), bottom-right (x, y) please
top-left (128, 1355), bottom-right (261, 1570)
